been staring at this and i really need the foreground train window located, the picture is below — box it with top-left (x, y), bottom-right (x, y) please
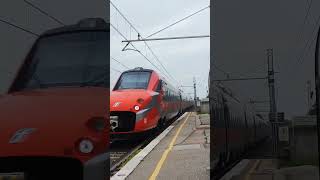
top-left (15, 31), bottom-right (108, 90)
top-left (114, 71), bottom-right (151, 90)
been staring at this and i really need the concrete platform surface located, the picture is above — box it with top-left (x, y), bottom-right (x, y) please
top-left (126, 112), bottom-right (210, 180)
top-left (273, 165), bottom-right (319, 180)
top-left (226, 158), bottom-right (319, 180)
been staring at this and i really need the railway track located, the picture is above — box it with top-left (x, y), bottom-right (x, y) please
top-left (109, 112), bottom-right (189, 176)
top-left (110, 139), bottom-right (149, 176)
top-left (110, 128), bottom-right (164, 175)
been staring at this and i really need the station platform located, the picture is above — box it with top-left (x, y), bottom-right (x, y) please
top-left (222, 158), bottom-right (319, 180)
top-left (111, 112), bottom-right (210, 180)
top-left (220, 127), bottom-right (319, 180)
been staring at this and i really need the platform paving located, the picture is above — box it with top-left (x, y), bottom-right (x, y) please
top-left (225, 158), bottom-right (319, 180)
top-left (125, 112), bottom-right (210, 180)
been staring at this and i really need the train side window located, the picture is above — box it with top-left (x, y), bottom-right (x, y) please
top-left (163, 86), bottom-right (167, 100)
top-left (156, 80), bottom-right (162, 93)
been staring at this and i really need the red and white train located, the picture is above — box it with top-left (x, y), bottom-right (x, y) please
top-left (0, 18), bottom-right (109, 180)
top-left (110, 67), bottom-right (193, 139)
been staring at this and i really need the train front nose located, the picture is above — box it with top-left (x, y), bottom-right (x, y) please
top-left (110, 90), bottom-right (159, 136)
top-left (110, 109), bottom-right (156, 135)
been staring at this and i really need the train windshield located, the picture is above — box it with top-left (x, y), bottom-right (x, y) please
top-left (16, 31), bottom-right (109, 90)
top-left (114, 71), bottom-right (151, 90)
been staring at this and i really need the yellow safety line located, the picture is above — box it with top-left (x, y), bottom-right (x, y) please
top-left (245, 159), bottom-right (260, 180)
top-left (148, 112), bottom-right (192, 180)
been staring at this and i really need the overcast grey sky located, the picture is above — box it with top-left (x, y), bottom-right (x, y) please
top-left (110, 0), bottom-right (210, 99)
top-left (212, 0), bottom-right (320, 119)
top-left (0, 0), bottom-right (107, 93)
top-left (2, 1), bottom-right (315, 119)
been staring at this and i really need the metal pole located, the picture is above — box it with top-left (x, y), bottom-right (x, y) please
top-left (314, 24), bottom-right (320, 172)
top-left (212, 77), bottom-right (267, 82)
top-left (267, 48), bottom-right (278, 157)
top-left (194, 77), bottom-right (197, 111)
top-left (268, 49), bottom-right (277, 113)
top-left (122, 35), bottom-right (210, 43)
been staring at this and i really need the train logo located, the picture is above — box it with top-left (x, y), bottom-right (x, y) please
top-left (113, 102), bottom-right (122, 107)
top-left (9, 128), bottom-right (37, 144)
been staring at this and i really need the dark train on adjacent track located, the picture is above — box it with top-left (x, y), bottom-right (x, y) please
top-left (110, 67), bottom-right (193, 139)
top-left (209, 69), bottom-right (271, 178)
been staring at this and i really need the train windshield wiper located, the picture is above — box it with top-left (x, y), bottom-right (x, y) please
top-left (28, 58), bottom-right (47, 88)
top-left (30, 72), bottom-right (46, 88)
top-left (81, 72), bottom-right (108, 87)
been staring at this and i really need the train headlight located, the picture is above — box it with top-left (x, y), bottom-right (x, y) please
top-left (79, 139), bottom-right (94, 154)
top-left (134, 105), bottom-right (140, 111)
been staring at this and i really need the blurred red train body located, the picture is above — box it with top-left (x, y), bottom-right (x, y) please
top-left (110, 67), bottom-right (193, 139)
top-left (0, 18), bottom-right (109, 180)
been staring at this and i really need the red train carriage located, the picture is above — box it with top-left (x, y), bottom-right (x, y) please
top-left (110, 67), bottom-right (186, 139)
top-left (0, 18), bottom-right (109, 180)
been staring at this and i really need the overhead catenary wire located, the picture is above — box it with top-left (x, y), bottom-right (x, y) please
top-left (0, 18), bottom-right (39, 36)
top-left (111, 56), bottom-right (130, 69)
top-left (122, 35), bottom-right (210, 42)
top-left (212, 77), bottom-right (267, 82)
top-left (294, 0), bottom-right (313, 50)
top-left (23, 0), bottom-right (65, 26)
top-left (143, 42), bottom-right (179, 85)
top-left (110, 23), bottom-right (172, 80)
top-left (111, 67), bottom-right (122, 73)
top-left (212, 62), bottom-right (252, 80)
top-left (110, 1), bottom-right (180, 86)
top-left (212, 60), bottom-right (271, 105)
top-left (146, 5), bottom-right (210, 38)
top-left (212, 63), bottom-right (230, 78)
top-left (110, 1), bottom-right (140, 35)
top-left (296, 14), bottom-right (320, 64)
top-left (0, 0), bottom-right (68, 37)
top-left (282, 14), bottom-right (320, 81)
top-left (110, 1), bottom-right (179, 85)
top-left (212, 54), bottom-right (271, 80)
